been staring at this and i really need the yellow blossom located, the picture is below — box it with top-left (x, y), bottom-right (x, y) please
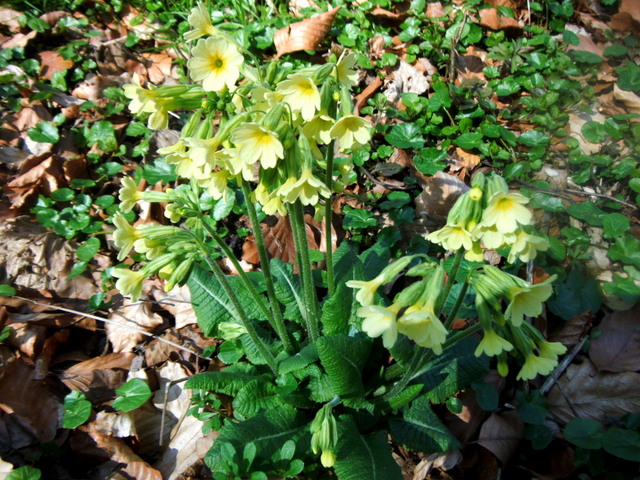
top-left (119, 177), bottom-right (143, 213)
top-left (188, 36), bottom-right (243, 92)
top-left (507, 231), bottom-right (549, 263)
top-left (320, 451), bottom-right (336, 468)
top-left (334, 50), bottom-right (359, 88)
top-left (112, 212), bottom-right (140, 261)
top-left (480, 192), bottom-right (532, 234)
top-left (538, 340), bottom-right (567, 361)
top-left (277, 74), bottom-right (320, 121)
top-left (357, 305), bottom-right (399, 348)
top-left (474, 329), bottom-right (514, 357)
top-left (134, 238), bottom-right (163, 260)
top-left (148, 104), bottom-right (169, 130)
top-left (427, 225), bottom-right (475, 252)
top-left (516, 353), bottom-right (556, 381)
top-left (504, 276), bottom-right (556, 326)
top-left (329, 115), bottom-right (372, 151)
top-left (198, 169), bottom-right (230, 200)
top-left (111, 268), bottom-right (146, 302)
top-left (302, 114), bottom-right (335, 145)
top-left (231, 123), bottom-right (284, 169)
top-left (184, 2), bottom-right (217, 41)
top-left (283, 168), bottom-right (331, 206)
top-left (346, 274), bottom-right (385, 307)
top-left (474, 224), bottom-right (516, 250)
top-left (123, 74), bottom-right (158, 115)
top-left (397, 305), bottom-right (448, 354)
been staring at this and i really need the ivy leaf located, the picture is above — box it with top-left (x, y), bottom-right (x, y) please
top-left (390, 396), bottom-right (460, 452)
top-left (609, 235), bottom-right (640, 269)
top-left (27, 121), bottom-right (59, 143)
top-left (76, 237), bottom-right (100, 262)
top-left (603, 213), bottom-right (630, 239)
top-left (112, 378), bottom-right (152, 412)
top-left (517, 130), bottom-right (550, 147)
top-left (62, 390), bottom-right (92, 429)
top-left (454, 132), bottom-right (483, 150)
top-left (414, 148), bottom-right (448, 175)
top-left (316, 334), bottom-right (371, 398)
top-left (87, 120), bottom-right (117, 152)
top-left (603, 428), bottom-right (640, 461)
top-left (616, 61), bottom-right (640, 93)
top-left (334, 415), bottom-right (403, 480)
top-left (386, 123), bottom-right (425, 149)
top-left (547, 265), bottom-right (602, 321)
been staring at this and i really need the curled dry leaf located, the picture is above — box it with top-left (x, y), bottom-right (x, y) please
top-left (413, 450), bottom-right (463, 479)
top-left (1, 31), bottom-right (37, 50)
top-left (547, 359), bottom-right (640, 424)
top-left (414, 171), bottom-right (469, 221)
top-left (618, 0), bottom-right (640, 24)
top-left (107, 299), bottom-right (164, 353)
top-left (0, 8), bottom-right (23, 33)
top-left (548, 311), bottom-right (593, 348)
top-left (152, 285), bottom-right (197, 330)
top-left (589, 308), bottom-right (640, 373)
top-left (613, 84), bottom-right (640, 114)
top-left (274, 7), bottom-right (341, 57)
top-left (38, 51), bottom-right (73, 80)
top-left (477, 8), bottom-right (521, 31)
top-left (477, 410), bottom-right (524, 465)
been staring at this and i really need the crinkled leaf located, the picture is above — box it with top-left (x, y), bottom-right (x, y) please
top-left (603, 213), bottom-right (630, 239)
top-left (386, 123), bottom-right (425, 149)
top-left (271, 258), bottom-right (305, 324)
top-left (185, 363), bottom-right (261, 396)
top-left (316, 334), bottom-right (371, 398)
top-left (279, 344), bottom-right (319, 374)
top-left (233, 379), bottom-right (280, 418)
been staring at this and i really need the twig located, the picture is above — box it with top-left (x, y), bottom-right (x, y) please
top-left (14, 297), bottom-right (202, 359)
top-left (159, 376), bottom-right (189, 447)
top-left (358, 166), bottom-right (416, 191)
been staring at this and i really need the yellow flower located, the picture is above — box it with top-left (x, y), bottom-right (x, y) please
top-left (198, 169), bottom-right (230, 200)
top-left (480, 192), bottom-right (532, 234)
top-left (111, 268), bottom-right (146, 302)
top-left (397, 305), bottom-right (448, 354)
top-left (188, 36), bottom-right (243, 92)
top-left (516, 353), bottom-right (556, 381)
top-left (164, 203), bottom-right (182, 223)
top-left (134, 238), bottom-right (163, 260)
top-left (112, 212), bottom-right (140, 261)
top-left (474, 329), bottom-right (514, 357)
top-left (277, 74), bottom-right (320, 121)
top-left (427, 225), bottom-right (475, 252)
top-left (474, 224), bottom-right (516, 249)
top-left (123, 74), bottom-right (158, 115)
top-left (119, 177), bottom-right (143, 213)
top-left (507, 231), bottom-right (549, 264)
top-left (334, 50), bottom-right (359, 88)
top-left (538, 340), bottom-right (567, 360)
top-left (184, 2), bottom-right (217, 41)
top-left (464, 241), bottom-right (485, 262)
top-left (284, 168), bottom-right (331, 206)
top-left (329, 115), bottom-right (372, 151)
top-left (302, 114), bottom-right (335, 145)
top-left (148, 102), bottom-right (169, 130)
top-left (320, 450), bottom-right (336, 468)
top-left (231, 123), bottom-right (284, 169)
top-left (357, 305), bottom-right (399, 348)
top-left (346, 274), bottom-right (385, 307)
top-left (504, 276), bottom-right (556, 326)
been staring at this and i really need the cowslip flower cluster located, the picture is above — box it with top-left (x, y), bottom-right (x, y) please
top-left (427, 173), bottom-right (549, 264)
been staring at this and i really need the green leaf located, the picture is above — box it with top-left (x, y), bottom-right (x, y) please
top-left (413, 337), bottom-right (489, 403)
top-left (609, 234), bottom-right (640, 269)
top-left (386, 123), bottom-right (425, 149)
top-left (217, 339), bottom-right (244, 364)
top-left (271, 258), bottom-right (305, 325)
top-left (581, 121), bottom-right (606, 143)
top-left (142, 157), bottom-right (176, 185)
top-left (213, 193), bottom-right (235, 221)
top-left (516, 390), bottom-right (547, 425)
top-left (472, 381), bottom-right (498, 411)
top-left (603, 213), bottom-right (630, 239)
top-left (629, 178), bottom-right (640, 194)
top-left (185, 365), bottom-right (260, 396)
top-left (316, 334), bottom-right (371, 398)
top-left (385, 384), bottom-right (423, 410)
top-left (233, 379), bottom-right (280, 418)
top-left (390, 396), bottom-right (460, 452)
top-left (321, 277), bottom-right (357, 336)
top-left (6, 466), bottom-right (42, 480)
top-left (62, 390), bottom-right (92, 428)
top-left (604, 44), bottom-right (628, 58)
top-left (279, 344), bottom-right (319, 374)
top-left (76, 237), bottom-right (100, 262)
top-left (414, 148), bottom-right (447, 175)
top-left (564, 417), bottom-right (602, 449)
top-left (87, 120), bottom-right (117, 152)
top-left (188, 265), bottom-right (266, 336)
top-left (517, 130), bottom-right (550, 147)
top-left (453, 132), bottom-right (483, 150)
top-left (112, 378), bottom-right (152, 412)
top-left (569, 50), bottom-right (603, 65)
top-left (567, 201), bottom-right (605, 226)
top-left (0, 326), bottom-right (11, 342)
top-left (205, 406), bottom-right (309, 472)
top-left (51, 188), bottom-right (75, 202)
top-left (0, 284), bottom-right (16, 296)
top-left (604, 274), bottom-right (640, 303)
top-left (602, 427), bottom-right (640, 461)
top-left (547, 265), bottom-right (602, 321)
top-left (334, 415), bottom-right (403, 480)
top-left (126, 121), bottom-right (149, 137)
top-left (344, 209), bottom-right (377, 230)
top-left (359, 228), bottom-right (400, 280)
top-left (27, 121), bottom-right (59, 143)
top-left (616, 61), bottom-right (640, 92)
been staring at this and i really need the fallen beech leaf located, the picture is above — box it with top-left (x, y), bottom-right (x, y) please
top-left (39, 10), bottom-right (69, 27)
top-left (619, 0), bottom-right (640, 24)
top-left (413, 450), bottom-right (463, 479)
top-left (390, 60), bottom-right (430, 96)
top-left (0, 146), bottom-right (30, 165)
top-left (84, 423), bottom-right (163, 480)
top-left (0, 358), bottom-right (60, 443)
top-left (613, 84), bottom-right (640, 114)
top-left (478, 7), bottom-right (521, 31)
top-left (426, 2), bottom-right (446, 18)
top-left (141, 52), bottom-right (175, 84)
top-left (589, 308), bottom-right (640, 373)
top-left (38, 51), bottom-right (73, 80)
top-left (477, 411), bottom-right (524, 465)
top-left (152, 285), bottom-right (197, 330)
top-left (0, 8), bottom-right (23, 33)
top-left (274, 7), bottom-right (341, 57)
top-left (548, 360), bottom-right (640, 424)
top-left (548, 311), bottom-right (593, 348)
top-left (6, 322), bottom-right (46, 357)
top-left (450, 148), bottom-right (481, 179)
top-left (107, 300), bottom-right (164, 353)
top-left (94, 410), bottom-right (137, 438)
top-left (414, 171), bottom-right (469, 221)
top-left (1, 31), bottom-right (37, 49)
top-left (60, 353), bottom-right (135, 403)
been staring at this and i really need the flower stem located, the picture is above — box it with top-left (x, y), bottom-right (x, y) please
top-left (289, 201), bottom-right (321, 341)
top-left (324, 141), bottom-right (336, 297)
top-left (239, 180), bottom-right (296, 354)
top-left (444, 279), bottom-right (469, 330)
top-left (438, 249), bottom-right (464, 315)
top-left (195, 238), bottom-right (278, 374)
top-left (379, 347), bottom-right (432, 403)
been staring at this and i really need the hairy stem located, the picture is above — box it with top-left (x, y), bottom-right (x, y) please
top-left (324, 141), bottom-right (336, 297)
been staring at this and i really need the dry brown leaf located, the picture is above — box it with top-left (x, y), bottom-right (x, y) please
top-left (107, 300), bottom-right (164, 353)
top-left (477, 411), bottom-right (524, 465)
top-left (426, 2), bottom-right (446, 18)
top-left (0, 358), bottom-right (60, 443)
top-left (84, 423), bottom-right (163, 480)
top-left (39, 11), bottom-right (69, 27)
top-left (414, 171), bottom-right (469, 221)
top-left (5, 322), bottom-right (46, 357)
top-left (38, 51), bottom-right (73, 80)
top-left (547, 359), bottom-right (640, 424)
top-left (60, 352), bottom-right (135, 402)
top-left (0, 146), bottom-right (30, 165)
top-left (0, 8), bottom-right (23, 33)
top-left (548, 311), bottom-right (593, 348)
top-left (412, 450), bottom-right (462, 479)
top-left (274, 7), bottom-right (341, 57)
top-left (618, 0), bottom-right (640, 24)
top-left (589, 308), bottom-right (640, 373)
top-left (152, 285), bottom-right (197, 330)
top-left (613, 83), bottom-right (640, 114)
top-left (1, 31), bottom-right (37, 49)
top-left (477, 8), bottom-right (521, 31)
top-left (94, 410), bottom-right (137, 438)
top-left (388, 60), bottom-right (430, 101)
top-left (450, 147), bottom-right (481, 179)
top-left (141, 52), bottom-right (175, 84)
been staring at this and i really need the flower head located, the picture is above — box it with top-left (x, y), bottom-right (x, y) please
top-left (283, 168), bottom-right (331, 206)
top-left (277, 74), bottom-right (320, 121)
top-left (111, 268), bottom-right (146, 302)
top-left (329, 115), bottom-right (372, 151)
top-left (397, 305), bottom-right (448, 353)
top-left (480, 192), bottom-right (532, 234)
top-left (123, 74), bottom-right (158, 115)
top-left (184, 2), bottom-right (218, 41)
top-left (427, 225), bottom-right (475, 252)
top-left (302, 114), bottom-right (335, 145)
top-left (346, 274), bottom-right (385, 307)
top-left (231, 123), bottom-right (284, 169)
top-left (119, 177), bottom-right (143, 213)
top-left (504, 276), bottom-right (556, 326)
top-left (334, 50), bottom-right (359, 88)
top-left (507, 231), bottom-right (549, 264)
top-left (538, 340), bottom-right (567, 360)
top-left (188, 36), bottom-right (243, 92)
top-left (516, 353), bottom-right (556, 381)
top-left (357, 305), bottom-right (399, 348)
top-left (112, 212), bottom-right (140, 261)
top-left (474, 329), bottom-right (514, 357)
